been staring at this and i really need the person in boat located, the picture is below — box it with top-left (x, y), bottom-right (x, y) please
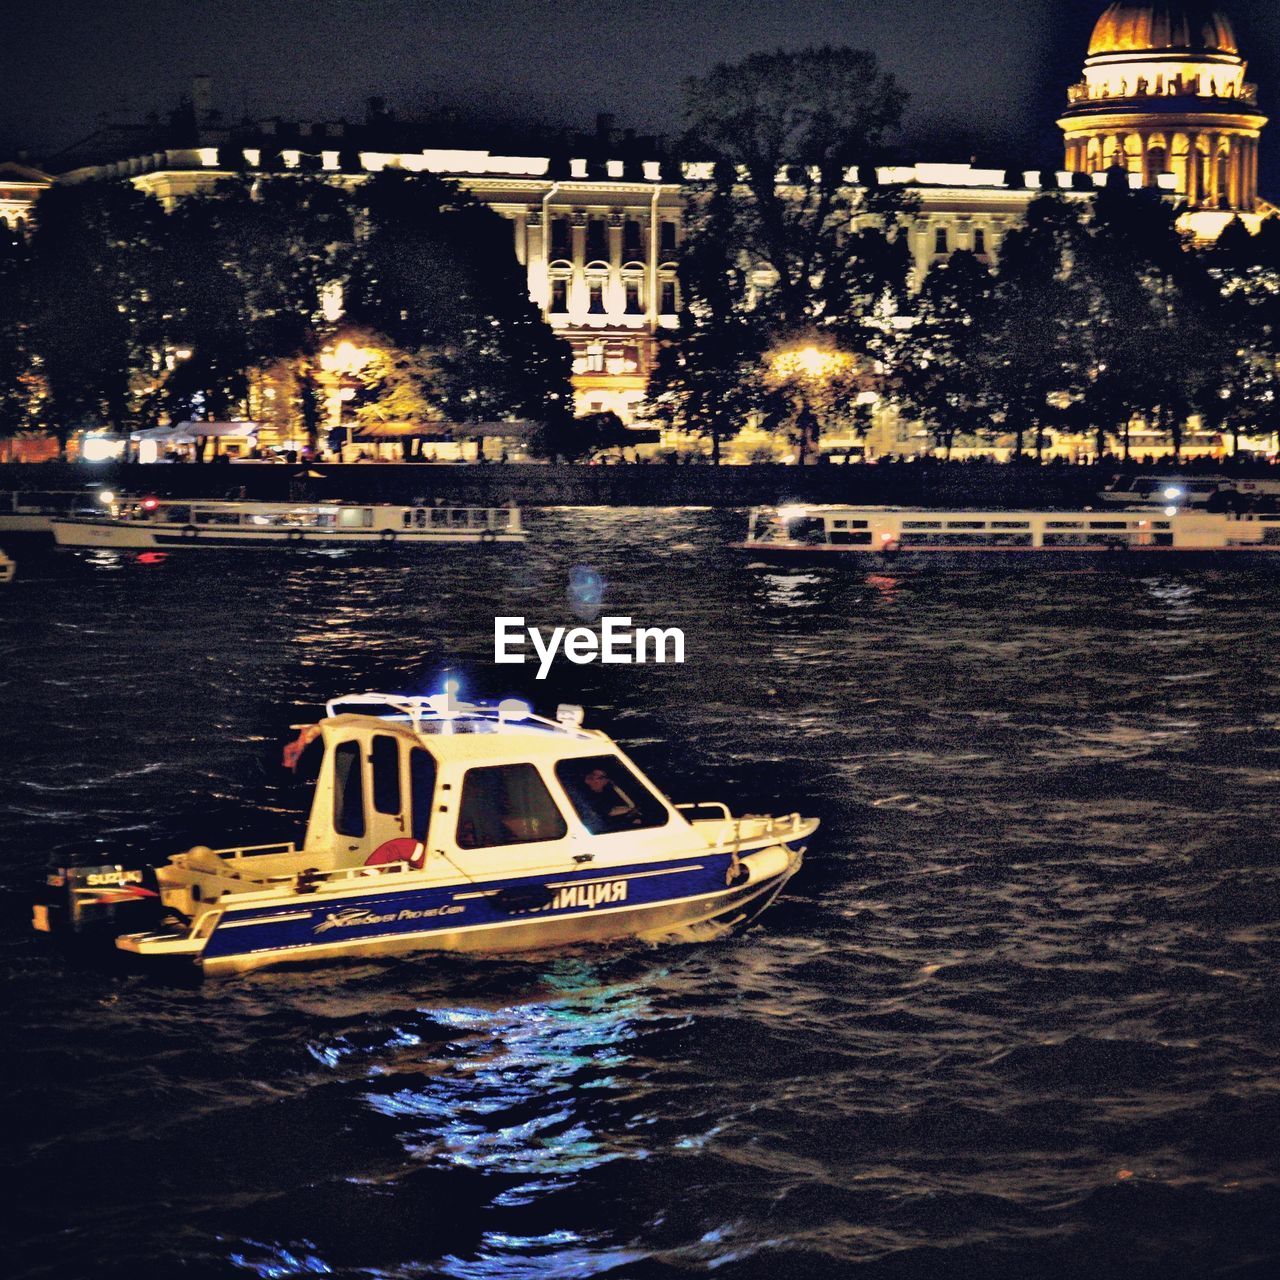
top-left (575, 764), bottom-right (643, 833)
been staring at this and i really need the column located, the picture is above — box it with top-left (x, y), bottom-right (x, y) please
top-left (608, 212), bottom-right (624, 314)
top-left (571, 211), bottom-right (587, 313)
top-left (1185, 132), bottom-right (1199, 204)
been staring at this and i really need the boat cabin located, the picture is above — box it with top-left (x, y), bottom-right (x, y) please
top-left (747, 505), bottom-right (1280, 552)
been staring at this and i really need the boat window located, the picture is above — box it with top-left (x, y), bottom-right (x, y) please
top-left (456, 764), bottom-right (567, 848)
top-left (902, 521), bottom-right (942, 529)
top-left (493, 509), bottom-right (512, 528)
top-left (945, 521), bottom-right (987, 529)
top-left (1088, 521), bottom-right (1129, 529)
top-left (338, 508), bottom-right (373, 528)
top-left (784, 516), bottom-right (827, 545)
top-left (371, 735), bottom-right (401, 815)
top-left (901, 532), bottom-right (1033, 548)
top-left (333, 741), bottom-right (366, 838)
top-left (194, 509), bottom-right (242, 525)
top-left (162, 505), bottom-right (191, 523)
top-left (555, 755), bottom-right (670, 835)
top-left (1046, 521), bottom-right (1084, 529)
top-left (991, 521), bottom-right (1029, 529)
top-left (409, 747), bottom-right (436, 842)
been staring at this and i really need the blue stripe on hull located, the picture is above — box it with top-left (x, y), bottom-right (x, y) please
top-left (201, 855), bottom-right (736, 960)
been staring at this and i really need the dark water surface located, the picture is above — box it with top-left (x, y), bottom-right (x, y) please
top-left (3, 508), bottom-right (1279, 1279)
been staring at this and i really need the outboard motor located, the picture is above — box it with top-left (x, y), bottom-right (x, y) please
top-left (33, 864), bottom-right (160, 939)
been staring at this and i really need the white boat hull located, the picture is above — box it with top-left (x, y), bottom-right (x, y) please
top-left (52, 520), bottom-right (524, 549)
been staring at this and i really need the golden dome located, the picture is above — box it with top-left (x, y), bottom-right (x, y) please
top-left (1087, 3), bottom-right (1239, 56)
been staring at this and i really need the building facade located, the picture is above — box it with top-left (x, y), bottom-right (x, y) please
top-left (0, 2), bottom-right (1271, 435)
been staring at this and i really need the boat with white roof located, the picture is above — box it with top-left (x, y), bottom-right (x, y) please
top-left (33, 691), bottom-right (815, 974)
top-left (50, 497), bottom-right (525, 550)
top-left (741, 504), bottom-right (1280, 565)
top-left (1099, 473), bottom-right (1280, 510)
top-left (0, 489), bottom-right (101, 536)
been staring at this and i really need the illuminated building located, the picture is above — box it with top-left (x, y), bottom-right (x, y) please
top-left (1, 3), bottom-right (1271, 428)
top-left (1059, 2), bottom-right (1270, 239)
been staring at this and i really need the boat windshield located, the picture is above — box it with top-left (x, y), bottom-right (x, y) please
top-left (456, 763), bottom-right (567, 848)
top-left (555, 755), bottom-right (669, 834)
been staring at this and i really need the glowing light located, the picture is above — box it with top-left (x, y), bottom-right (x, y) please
top-left (82, 436), bottom-right (123, 463)
top-left (319, 339), bottom-right (375, 376)
top-left (771, 345), bottom-right (851, 381)
top-left (142, 497), bottom-right (159, 510)
top-left (777, 505), bottom-right (808, 523)
top-left (1164, 505), bottom-right (1179, 517)
top-left (98, 490), bottom-right (115, 505)
top-left (443, 678), bottom-right (460, 695)
top-left (1163, 486), bottom-right (1183, 500)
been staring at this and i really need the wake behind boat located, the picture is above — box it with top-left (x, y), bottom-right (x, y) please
top-left (33, 692), bottom-right (815, 974)
top-left (740, 503), bottom-right (1280, 566)
top-left (51, 497), bottom-right (525, 550)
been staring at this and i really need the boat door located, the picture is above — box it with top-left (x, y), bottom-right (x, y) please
top-left (314, 724), bottom-right (437, 865)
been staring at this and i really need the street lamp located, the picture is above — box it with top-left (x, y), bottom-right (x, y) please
top-left (767, 342), bottom-right (853, 464)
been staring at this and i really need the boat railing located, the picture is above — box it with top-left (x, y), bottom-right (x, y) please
top-left (676, 801), bottom-right (733, 822)
top-left (693, 810), bottom-right (805, 851)
top-left (323, 692), bottom-right (596, 738)
top-left (181, 841), bottom-right (299, 878)
top-left (182, 842), bottom-right (419, 889)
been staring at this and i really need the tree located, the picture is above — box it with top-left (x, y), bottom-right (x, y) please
top-left (346, 171), bottom-right (573, 441)
top-left (890, 250), bottom-right (995, 458)
top-left (984, 196), bottom-right (1092, 459)
top-left (181, 175), bottom-right (356, 451)
top-left (0, 222), bottom-right (38, 444)
top-left (26, 181), bottom-right (170, 452)
top-left (649, 47), bottom-right (911, 458)
top-left (682, 47), bottom-right (906, 332)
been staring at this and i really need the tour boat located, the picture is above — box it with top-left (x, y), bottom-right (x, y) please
top-left (741, 504), bottom-right (1280, 564)
top-left (0, 490), bottom-right (100, 535)
top-left (1098, 474), bottom-right (1280, 509)
top-left (32, 692), bottom-right (815, 974)
top-left (50, 497), bottom-right (526, 550)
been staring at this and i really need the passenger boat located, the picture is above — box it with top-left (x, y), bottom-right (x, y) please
top-left (741, 504), bottom-right (1280, 565)
top-left (1099, 474), bottom-right (1280, 509)
top-left (0, 550), bottom-right (14, 583)
top-left (32, 692), bottom-right (815, 974)
top-left (50, 497), bottom-right (526, 549)
top-left (0, 490), bottom-right (100, 535)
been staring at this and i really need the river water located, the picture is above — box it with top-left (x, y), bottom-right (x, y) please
top-left (3, 507), bottom-right (1279, 1279)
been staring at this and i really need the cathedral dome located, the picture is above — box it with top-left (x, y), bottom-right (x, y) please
top-left (1087, 3), bottom-right (1238, 57)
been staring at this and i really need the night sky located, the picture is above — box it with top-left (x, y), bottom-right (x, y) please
top-left (3, 0), bottom-right (1278, 194)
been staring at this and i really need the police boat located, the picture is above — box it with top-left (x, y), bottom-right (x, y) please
top-left (33, 692), bottom-right (816, 975)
